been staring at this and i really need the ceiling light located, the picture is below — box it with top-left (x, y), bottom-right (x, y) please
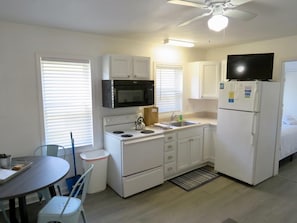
top-left (208, 15), bottom-right (229, 32)
top-left (164, 39), bottom-right (195, 47)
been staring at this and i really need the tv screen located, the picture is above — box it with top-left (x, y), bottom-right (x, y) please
top-left (226, 53), bottom-right (274, 81)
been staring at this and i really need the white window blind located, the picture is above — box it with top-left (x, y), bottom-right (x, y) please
top-left (40, 57), bottom-right (93, 148)
top-left (155, 64), bottom-right (183, 113)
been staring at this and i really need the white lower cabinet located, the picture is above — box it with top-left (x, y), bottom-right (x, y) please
top-left (177, 127), bottom-right (203, 173)
top-left (163, 132), bottom-right (177, 179)
top-left (203, 125), bottom-right (216, 163)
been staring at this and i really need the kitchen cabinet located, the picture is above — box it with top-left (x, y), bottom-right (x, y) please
top-left (203, 125), bottom-right (216, 163)
top-left (163, 132), bottom-right (177, 179)
top-left (189, 61), bottom-right (221, 99)
top-left (176, 127), bottom-right (203, 172)
top-left (102, 54), bottom-right (150, 80)
top-left (221, 60), bottom-right (227, 82)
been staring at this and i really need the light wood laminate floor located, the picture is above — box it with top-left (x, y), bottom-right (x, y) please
top-left (2, 157), bottom-right (297, 223)
top-left (84, 157), bottom-right (297, 223)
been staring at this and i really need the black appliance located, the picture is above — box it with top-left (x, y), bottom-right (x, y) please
top-left (102, 80), bottom-right (154, 108)
top-left (227, 53), bottom-right (274, 81)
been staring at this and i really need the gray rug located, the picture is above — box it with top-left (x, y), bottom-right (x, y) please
top-left (170, 165), bottom-right (220, 191)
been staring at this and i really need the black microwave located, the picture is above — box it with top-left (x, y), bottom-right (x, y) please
top-left (102, 80), bottom-right (154, 108)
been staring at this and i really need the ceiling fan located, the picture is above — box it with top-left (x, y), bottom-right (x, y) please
top-left (167, 0), bottom-right (257, 32)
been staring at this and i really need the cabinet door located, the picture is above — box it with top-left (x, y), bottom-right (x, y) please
top-left (110, 55), bottom-right (132, 79)
top-left (133, 56), bottom-right (150, 79)
top-left (177, 136), bottom-right (203, 171)
top-left (200, 61), bottom-right (220, 99)
top-left (190, 136), bottom-right (203, 166)
top-left (189, 61), bottom-right (221, 99)
top-left (221, 60), bottom-right (227, 82)
top-left (177, 138), bottom-right (190, 171)
top-left (203, 126), bottom-right (216, 163)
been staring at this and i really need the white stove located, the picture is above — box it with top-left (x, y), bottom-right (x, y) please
top-left (103, 114), bottom-right (165, 198)
top-left (103, 114), bottom-right (164, 140)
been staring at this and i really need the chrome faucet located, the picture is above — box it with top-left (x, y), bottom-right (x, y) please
top-left (170, 112), bottom-right (178, 122)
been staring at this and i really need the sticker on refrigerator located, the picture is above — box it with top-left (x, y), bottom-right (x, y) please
top-left (244, 86), bottom-right (252, 98)
top-left (220, 83), bottom-right (224, 89)
top-left (228, 91), bottom-right (234, 103)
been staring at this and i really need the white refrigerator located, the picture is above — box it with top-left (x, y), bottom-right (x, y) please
top-left (215, 81), bottom-right (280, 185)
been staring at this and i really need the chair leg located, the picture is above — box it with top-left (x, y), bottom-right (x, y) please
top-left (1, 206), bottom-right (9, 223)
top-left (81, 208), bottom-right (88, 223)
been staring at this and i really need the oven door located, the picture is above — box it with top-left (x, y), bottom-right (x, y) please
top-left (121, 135), bottom-right (164, 176)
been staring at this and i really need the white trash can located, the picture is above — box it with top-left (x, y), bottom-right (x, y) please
top-left (80, 149), bottom-right (110, 194)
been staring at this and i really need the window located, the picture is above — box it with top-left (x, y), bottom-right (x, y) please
top-left (40, 57), bottom-right (93, 148)
top-left (155, 64), bottom-right (183, 113)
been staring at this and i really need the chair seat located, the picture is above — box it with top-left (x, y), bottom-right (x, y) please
top-left (38, 164), bottom-right (93, 223)
top-left (39, 196), bottom-right (82, 216)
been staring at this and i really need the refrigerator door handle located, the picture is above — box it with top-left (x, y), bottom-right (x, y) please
top-left (253, 85), bottom-right (260, 111)
top-left (250, 114), bottom-right (257, 146)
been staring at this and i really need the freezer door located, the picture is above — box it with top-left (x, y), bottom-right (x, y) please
top-left (215, 109), bottom-right (258, 184)
top-left (218, 81), bottom-right (261, 112)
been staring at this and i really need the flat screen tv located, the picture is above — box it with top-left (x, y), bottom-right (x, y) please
top-left (226, 53), bottom-right (274, 81)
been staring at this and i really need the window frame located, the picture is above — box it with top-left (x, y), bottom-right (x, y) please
top-left (36, 53), bottom-right (96, 150)
top-left (154, 62), bottom-right (183, 114)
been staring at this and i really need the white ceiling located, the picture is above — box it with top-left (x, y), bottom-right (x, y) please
top-left (0, 0), bottom-right (297, 48)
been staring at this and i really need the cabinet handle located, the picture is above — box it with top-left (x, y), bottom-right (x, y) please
top-left (168, 145), bottom-right (172, 149)
top-left (168, 155), bottom-right (173, 160)
top-left (168, 137), bottom-right (172, 140)
top-left (168, 167), bottom-right (173, 171)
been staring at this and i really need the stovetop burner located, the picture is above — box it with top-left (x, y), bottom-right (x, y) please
top-left (113, 131), bottom-right (124, 134)
top-left (140, 130), bottom-right (155, 134)
top-left (121, 134), bottom-right (133, 138)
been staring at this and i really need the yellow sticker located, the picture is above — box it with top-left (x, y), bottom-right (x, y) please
top-left (228, 91), bottom-right (234, 103)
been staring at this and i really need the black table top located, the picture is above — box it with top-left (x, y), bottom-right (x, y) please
top-left (0, 156), bottom-right (70, 200)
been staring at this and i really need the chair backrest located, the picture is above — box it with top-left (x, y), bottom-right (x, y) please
top-left (61, 164), bottom-right (94, 215)
top-left (34, 144), bottom-right (65, 158)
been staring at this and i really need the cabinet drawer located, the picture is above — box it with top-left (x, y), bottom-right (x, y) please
top-left (164, 141), bottom-right (176, 152)
top-left (164, 132), bottom-right (176, 142)
top-left (164, 162), bottom-right (176, 177)
top-left (164, 150), bottom-right (176, 163)
top-left (178, 127), bottom-right (203, 139)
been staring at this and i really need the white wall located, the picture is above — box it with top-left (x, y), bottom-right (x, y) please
top-left (0, 21), bottom-right (206, 158)
top-left (4, 19), bottom-right (297, 160)
top-left (205, 35), bottom-right (297, 81)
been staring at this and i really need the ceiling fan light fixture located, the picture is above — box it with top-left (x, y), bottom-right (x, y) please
top-left (164, 38), bottom-right (195, 47)
top-left (208, 15), bottom-right (229, 32)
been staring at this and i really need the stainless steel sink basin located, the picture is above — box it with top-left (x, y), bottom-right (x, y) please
top-left (162, 121), bottom-right (199, 128)
top-left (169, 121), bottom-right (197, 127)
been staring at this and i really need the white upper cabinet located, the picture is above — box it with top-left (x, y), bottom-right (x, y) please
top-left (189, 61), bottom-right (221, 99)
top-left (133, 56), bottom-right (151, 79)
top-left (221, 59), bottom-right (227, 82)
top-left (102, 54), bottom-right (150, 80)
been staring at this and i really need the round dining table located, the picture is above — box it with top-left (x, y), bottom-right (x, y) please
top-left (0, 156), bottom-right (70, 223)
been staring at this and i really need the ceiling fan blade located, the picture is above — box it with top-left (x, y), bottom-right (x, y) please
top-left (167, 0), bottom-right (206, 8)
top-left (178, 11), bottom-right (212, 27)
top-left (227, 0), bottom-right (253, 7)
top-left (224, 8), bottom-right (257, 20)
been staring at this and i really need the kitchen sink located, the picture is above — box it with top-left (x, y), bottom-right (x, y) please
top-left (160, 121), bottom-right (198, 128)
top-left (169, 121), bottom-right (197, 127)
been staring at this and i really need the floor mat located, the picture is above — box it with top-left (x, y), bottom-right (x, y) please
top-left (169, 165), bottom-right (220, 191)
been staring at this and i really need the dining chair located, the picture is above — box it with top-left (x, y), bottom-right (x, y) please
top-left (37, 164), bottom-right (94, 223)
top-left (34, 144), bottom-right (65, 158)
top-left (34, 144), bottom-right (66, 201)
top-left (0, 201), bottom-right (9, 223)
